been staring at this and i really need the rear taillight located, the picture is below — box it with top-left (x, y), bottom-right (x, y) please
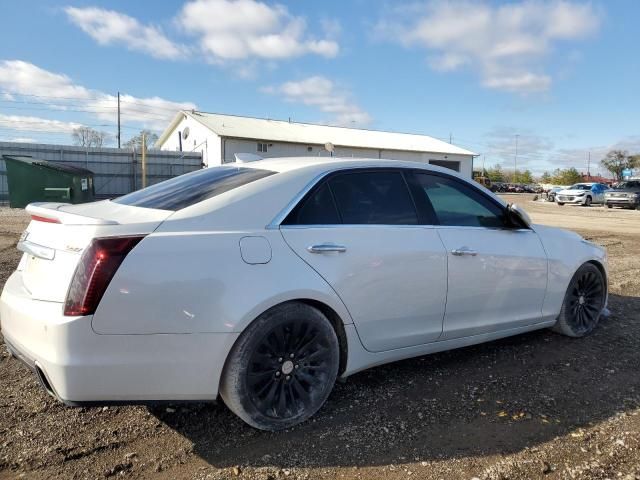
top-left (64, 236), bottom-right (145, 316)
top-left (31, 214), bottom-right (60, 224)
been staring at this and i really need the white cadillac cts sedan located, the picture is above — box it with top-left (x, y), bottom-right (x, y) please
top-left (1, 158), bottom-right (608, 431)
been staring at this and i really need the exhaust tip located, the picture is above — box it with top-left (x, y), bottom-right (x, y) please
top-left (34, 364), bottom-right (56, 398)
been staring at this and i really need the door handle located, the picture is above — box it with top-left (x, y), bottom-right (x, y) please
top-left (451, 246), bottom-right (477, 256)
top-left (307, 243), bottom-right (347, 254)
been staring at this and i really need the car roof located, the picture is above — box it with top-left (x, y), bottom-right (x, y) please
top-left (237, 156), bottom-right (457, 175)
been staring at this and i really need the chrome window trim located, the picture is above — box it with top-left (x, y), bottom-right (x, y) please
top-left (266, 165), bottom-right (520, 230)
top-left (279, 224), bottom-right (438, 230)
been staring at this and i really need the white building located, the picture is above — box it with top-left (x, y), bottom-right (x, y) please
top-left (156, 111), bottom-right (476, 177)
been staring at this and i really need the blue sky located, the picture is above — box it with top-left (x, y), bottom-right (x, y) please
top-left (0, 0), bottom-right (638, 175)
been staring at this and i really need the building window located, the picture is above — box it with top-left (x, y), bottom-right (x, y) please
top-left (307, 146), bottom-right (313, 152)
top-left (429, 160), bottom-right (460, 172)
top-left (257, 142), bottom-right (268, 153)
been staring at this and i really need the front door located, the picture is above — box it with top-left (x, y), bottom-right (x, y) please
top-left (280, 170), bottom-right (448, 352)
top-left (410, 172), bottom-right (548, 340)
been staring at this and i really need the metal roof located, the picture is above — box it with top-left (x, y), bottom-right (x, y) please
top-left (157, 111), bottom-right (476, 157)
top-left (2, 155), bottom-right (94, 175)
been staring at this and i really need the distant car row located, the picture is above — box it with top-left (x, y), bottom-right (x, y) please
top-left (491, 183), bottom-right (544, 194)
top-left (547, 181), bottom-right (640, 209)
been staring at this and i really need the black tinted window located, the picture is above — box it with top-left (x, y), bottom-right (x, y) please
top-left (284, 182), bottom-right (340, 225)
top-left (329, 171), bottom-right (418, 225)
top-left (414, 173), bottom-right (506, 228)
top-left (114, 166), bottom-right (275, 210)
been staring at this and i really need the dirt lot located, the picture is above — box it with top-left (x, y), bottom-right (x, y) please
top-left (1, 200), bottom-right (640, 480)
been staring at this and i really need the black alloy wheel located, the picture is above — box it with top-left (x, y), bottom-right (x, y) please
top-left (246, 319), bottom-right (335, 420)
top-left (553, 263), bottom-right (605, 337)
top-left (220, 302), bottom-right (339, 431)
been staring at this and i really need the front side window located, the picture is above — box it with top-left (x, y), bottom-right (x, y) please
top-left (413, 173), bottom-right (507, 228)
top-left (328, 171), bottom-right (418, 225)
top-left (114, 166), bottom-right (275, 211)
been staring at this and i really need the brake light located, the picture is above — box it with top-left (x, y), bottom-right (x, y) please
top-left (64, 236), bottom-right (145, 316)
top-left (31, 215), bottom-right (60, 224)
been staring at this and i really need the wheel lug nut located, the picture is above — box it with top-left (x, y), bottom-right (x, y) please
top-left (278, 357), bottom-right (283, 363)
top-left (286, 375), bottom-right (291, 380)
top-left (295, 364), bottom-right (299, 369)
top-left (276, 371), bottom-right (281, 377)
top-left (289, 353), bottom-right (295, 358)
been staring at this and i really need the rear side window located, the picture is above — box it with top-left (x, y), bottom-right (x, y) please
top-left (329, 171), bottom-right (418, 225)
top-left (114, 166), bottom-right (275, 211)
top-left (283, 182), bottom-right (340, 225)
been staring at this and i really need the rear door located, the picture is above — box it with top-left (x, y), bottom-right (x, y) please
top-left (280, 169), bottom-right (448, 352)
top-left (409, 171), bottom-right (548, 340)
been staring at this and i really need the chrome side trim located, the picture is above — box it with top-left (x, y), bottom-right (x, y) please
top-left (266, 170), bottom-right (331, 229)
top-left (17, 240), bottom-right (55, 260)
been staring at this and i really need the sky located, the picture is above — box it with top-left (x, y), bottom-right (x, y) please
top-left (0, 0), bottom-right (638, 176)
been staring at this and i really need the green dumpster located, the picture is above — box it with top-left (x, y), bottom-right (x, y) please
top-left (3, 155), bottom-right (95, 208)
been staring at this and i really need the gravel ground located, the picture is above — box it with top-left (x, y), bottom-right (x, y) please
top-left (1, 200), bottom-right (640, 480)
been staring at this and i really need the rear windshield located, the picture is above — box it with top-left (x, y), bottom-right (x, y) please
top-left (113, 166), bottom-right (275, 211)
top-left (614, 182), bottom-right (640, 189)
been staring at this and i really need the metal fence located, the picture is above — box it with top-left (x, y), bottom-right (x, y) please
top-left (0, 141), bottom-right (203, 204)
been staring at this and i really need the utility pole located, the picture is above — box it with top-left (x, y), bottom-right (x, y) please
top-left (449, 132), bottom-right (452, 144)
top-left (587, 151), bottom-right (591, 178)
top-left (514, 134), bottom-right (519, 183)
top-left (141, 132), bottom-right (147, 188)
top-left (117, 91), bottom-right (121, 148)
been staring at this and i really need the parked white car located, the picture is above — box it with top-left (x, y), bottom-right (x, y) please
top-left (556, 182), bottom-right (609, 206)
top-left (1, 158), bottom-right (608, 430)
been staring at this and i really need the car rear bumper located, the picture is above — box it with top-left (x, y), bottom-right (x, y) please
top-left (1, 271), bottom-right (239, 403)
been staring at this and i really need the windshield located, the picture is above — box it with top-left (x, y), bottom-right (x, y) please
top-left (114, 166), bottom-right (275, 211)
top-left (568, 184), bottom-right (591, 190)
top-left (614, 182), bottom-right (640, 189)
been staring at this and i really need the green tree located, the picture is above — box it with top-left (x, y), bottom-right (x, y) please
top-left (124, 130), bottom-right (159, 150)
top-left (518, 170), bottom-right (534, 184)
top-left (486, 164), bottom-right (504, 182)
top-left (601, 150), bottom-right (639, 180)
top-left (540, 171), bottom-right (551, 183)
top-left (551, 167), bottom-right (582, 185)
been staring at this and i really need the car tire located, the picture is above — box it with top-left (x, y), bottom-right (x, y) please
top-left (606, 204), bottom-right (613, 209)
top-left (557, 202), bottom-right (565, 206)
top-left (220, 302), bottom-right (339, 431)
top-left (584, 196), bottom-right (592, 207)
top-left (552, 263), bottom-right (605, 338)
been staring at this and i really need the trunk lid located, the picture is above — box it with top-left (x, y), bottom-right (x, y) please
top-left (18, 201), bottom-right (171, 303)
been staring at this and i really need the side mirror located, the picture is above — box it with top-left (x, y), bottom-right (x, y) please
top-left (508, 203), bottom-right (532, 228)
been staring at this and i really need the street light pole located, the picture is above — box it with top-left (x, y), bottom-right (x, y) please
top-left (514, 134), bottom-right (519, 183)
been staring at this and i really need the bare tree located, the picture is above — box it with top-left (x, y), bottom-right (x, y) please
top-left (123, 130), bottom-right (159, 150)
top-left (71, 127), bottom-right (109, 148)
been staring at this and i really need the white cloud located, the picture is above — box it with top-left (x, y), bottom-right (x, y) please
top-left (263, 76), bottom-right (371, 126)
top-left (375, 1), bottom-right (600, 93)
top-left (64, 7), bottom-right (187, 60)
top-left (0, 113), bottom-right (82, 133)
top-left (5, 137), bottom-right (36, 143)
top-left (176, 0), bottom-right (339, 61)
top-left (0, 60), bottom-right (196, 134)
top-left (0, 60), bottom-right (93, 100)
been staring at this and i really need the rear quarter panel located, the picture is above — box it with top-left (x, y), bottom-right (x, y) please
top-left (91, 229), bottom-right (353, 335)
